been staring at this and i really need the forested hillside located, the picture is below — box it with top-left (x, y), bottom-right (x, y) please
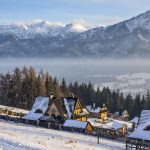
top-left (0, 67), bottom-right (150, 119)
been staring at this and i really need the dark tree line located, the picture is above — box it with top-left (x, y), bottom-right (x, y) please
top-left (0, 67), bottom-right (150, 119)
top-left (69, 82), bottom-right (150, 118)
top-left (0, 67), bottom-right (66, 109)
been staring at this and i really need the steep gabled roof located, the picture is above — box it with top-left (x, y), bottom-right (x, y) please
top-left (138, 109), bottom-right (150, 125)
top-left (86, 105), bottom-right (101, 113)
top-left (24, 96), bottom-right (83, 120)
top-left (129, 109), bottom-right (150, 141)
top-left (24, 96), bottom-right (49, 120)
top-left (129, 119), bottom-right (150, 141)
top-left (49, 97), bottom-right (78, 119)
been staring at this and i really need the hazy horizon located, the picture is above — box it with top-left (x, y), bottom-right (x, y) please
top-left (0, 58), bottom-right (150, 96)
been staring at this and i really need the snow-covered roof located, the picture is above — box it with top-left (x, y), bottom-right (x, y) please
top-left (88, 118), bottom-right (133, 130)
top-left (88, 118), bottom-right (113, 129)
top-left (24, 96), bottom-right (49, 120)
top-left (111, 119), bottom-right (133, 129)
top-left (63, 98), bottom-right (75, 118)
top-left (129, 119), bottom-right (150, 141)
top-left (63, 119), bottom-right (88, 129)
top-left (81, 108), bottom-right (89, 115)
top-left (51, 97), bottom-right (80, 119)
top-left (138, 109), bottom-right (150, 125)
top-left (86, 105), bottom-right (101, 113)
top-left (112, 122), bottom-right (125, 131)
top-left (121, 110), bottom-right (129, 117)
top-left (130, 117), bottom-right (139, 124)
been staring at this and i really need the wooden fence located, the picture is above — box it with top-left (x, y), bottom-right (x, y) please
top-left (0, 114), bottom-right (127, 142)
top-left (126, 137), bottom-right (150, 150)
top-left (0, 114), bottom-right (62, 130)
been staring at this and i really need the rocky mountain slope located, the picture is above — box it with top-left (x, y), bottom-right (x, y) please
top-left (1, 10), bottom-right (150, 57)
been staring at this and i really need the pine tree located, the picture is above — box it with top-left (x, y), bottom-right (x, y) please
top-left (125, 93), bottom-right (134, 118)
top-left (111, 91), bottom-right (118, 113)
top-left (60, 78), bottom-right (68, 96)
top-left (45, 72), bottom-right (54, 95)
top-left (27, 67), bottom-right (37, 108)
top-left (21, 67), bottom-right (29, 109)
top-left (146, 90), bottom-right (150, 109)
top-left (133, 94), bottom-right (142, 117)
top-left (12, 68), bottom-right (22, 107)
top-left (53, 77), bottom-right (62, 97)
top-left (36, 74), bottom-right (46, 96)
top-left (95, 86), bottom-right (102, 106)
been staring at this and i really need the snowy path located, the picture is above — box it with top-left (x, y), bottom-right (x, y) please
top-left (0, 120), bottom-right (125, 150)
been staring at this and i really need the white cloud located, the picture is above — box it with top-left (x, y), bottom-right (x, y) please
top-left (72, 19), bottom-right (87, 26)
top-left (96, 17), bottom-right (125, 26)
top-left (69, 14), bottom-right (125, 27)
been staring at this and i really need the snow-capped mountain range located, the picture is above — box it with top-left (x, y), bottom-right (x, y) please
top-left (0, 20), bottom-right (88, 39)
top-left (1, 10), bottom-right (150, 57)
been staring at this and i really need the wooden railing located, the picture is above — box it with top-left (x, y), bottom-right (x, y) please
top-left (126, 137), bottom-right (150, 150)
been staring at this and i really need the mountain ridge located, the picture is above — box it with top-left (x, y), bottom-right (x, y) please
top-left (0, 10), bottom-right (150, 57)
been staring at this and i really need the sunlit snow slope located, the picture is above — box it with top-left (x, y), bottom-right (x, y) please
top-left (0, 120), bottom-right (125, 150)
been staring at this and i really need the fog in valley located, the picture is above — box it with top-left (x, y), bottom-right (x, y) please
top-left (0, 58), bottom-right (150, 96)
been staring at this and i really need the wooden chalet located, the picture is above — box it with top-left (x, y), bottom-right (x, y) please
top-left (126, 109), bottom-right (150, 150)
top-left (24, 93), bottom-right (88, 122)
top-left (112, 110), bottom-right (129, 121)
top-left (86, 103), bottom-right (108, 121)
top-left (121, 110), bottom-right (129, 121)
top-left (45, 96), bottom-right (87, 122)
top-left (63, 119), bottom-right (93, 134)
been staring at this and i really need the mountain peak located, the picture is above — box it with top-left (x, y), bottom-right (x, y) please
top-left (17, 24), bottom-right (28, 31)
top-left (125, 10), bottom-right (150, 32)
top-left (65, 23), bottom-right (88, 32)
top-left (39, 20), bottom-right (51, 27)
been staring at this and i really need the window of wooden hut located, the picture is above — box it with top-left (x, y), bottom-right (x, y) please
top-left (34, 109), bottom-right (43, 114)
top-left (144, 125), bottom-right (150, 131)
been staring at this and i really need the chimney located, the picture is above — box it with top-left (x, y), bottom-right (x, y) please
top-left (68, 92), bottom-right (74, 98)
top-left (92, 102), bottom-right (96, 109)
top-left (49, 92), bottom-right (54, 100)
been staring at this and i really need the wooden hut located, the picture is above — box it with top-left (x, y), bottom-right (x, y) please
top-left (63, 119), bottom-right (93, 134)
top-left (121, 110), bottom-right (129, 121)
top-left (24, 94), bottom-right (88, 122)
top-left (46, 96), bottom-right (87, 122)
top-left (86, 103), bottom-right (108, 121)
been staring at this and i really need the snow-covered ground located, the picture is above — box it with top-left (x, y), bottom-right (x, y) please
top-left (0, 119), bottom-right (125, 150)
top-left (94, 72), bottom-right (150, 96)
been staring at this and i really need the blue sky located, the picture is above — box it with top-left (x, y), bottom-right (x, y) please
top-left (0, 0), bottom-right (150, 26)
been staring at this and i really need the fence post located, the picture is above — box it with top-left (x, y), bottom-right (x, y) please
top-left (15, 117), bottom-right (18, 123)
top-left (126, 140), bottom-right (127, 149)
top-left (97, 134), bottom-right (100, 144)
top-left (71, 126), bottom-right (74, 132)
top-left (48, 122), bottom-right (51, 129)
top-left (6, 115), bottom-right (9, 121)
top-left (36, 120), bottom-right (39, 127)
top-left (59, 124), bottom-right (62, 130)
